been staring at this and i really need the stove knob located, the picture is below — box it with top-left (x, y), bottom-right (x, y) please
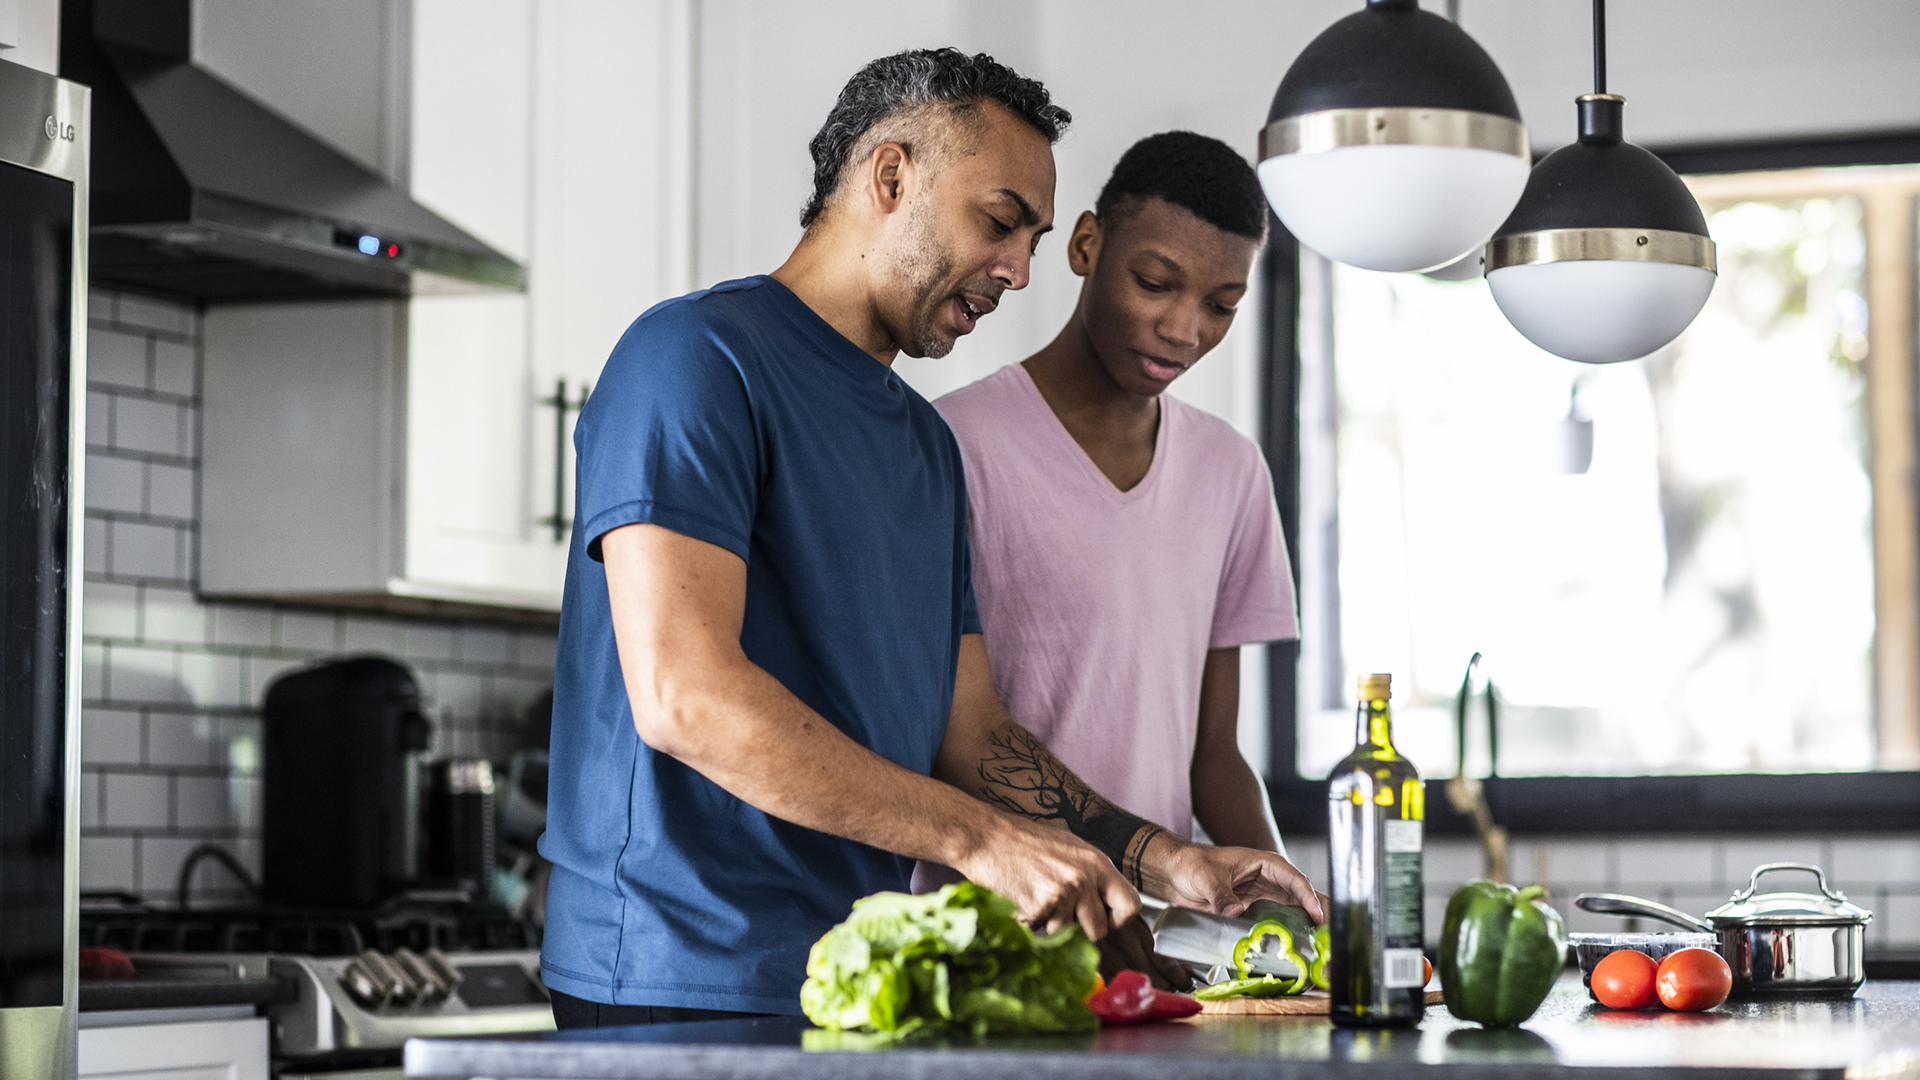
top-left (424, 949), bottom-right (463, 996)
top-left (391, 948), bottom-right (447, 1005)
top-left (340, 958), bottom-right (390, 1008)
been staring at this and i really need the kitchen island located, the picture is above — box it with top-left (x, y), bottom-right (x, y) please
top-left (404, 974), bottom-right (1920, 1080)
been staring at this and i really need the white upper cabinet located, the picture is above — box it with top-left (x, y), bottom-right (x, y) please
top-left (200, 1), bottom-right (695, 615)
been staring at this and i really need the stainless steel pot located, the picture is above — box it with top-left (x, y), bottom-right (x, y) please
top-left (1576, 862), bottom-right (1871, 997)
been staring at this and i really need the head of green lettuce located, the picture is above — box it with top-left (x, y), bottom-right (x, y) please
top-left (800, 882), bottom-right (1101, 1039)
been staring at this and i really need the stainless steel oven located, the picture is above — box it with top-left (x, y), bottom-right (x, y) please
top-left (0, 56), bottom-right (89, 1079)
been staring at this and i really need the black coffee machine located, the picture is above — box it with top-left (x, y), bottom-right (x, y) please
top-left (262, 657), bottom-right (431, 907)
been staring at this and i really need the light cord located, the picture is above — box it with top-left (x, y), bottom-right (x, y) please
top-left (1593, 0), bottom-right (1607, 95)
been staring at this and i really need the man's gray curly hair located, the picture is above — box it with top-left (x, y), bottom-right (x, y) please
top-left (800, 47), bottom-right (1071, 228)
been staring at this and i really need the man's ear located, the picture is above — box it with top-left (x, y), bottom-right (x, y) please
top-left (1066, 210), bottom-right (1102, 277)
top-left (861, 142), bottom-right (914, 217)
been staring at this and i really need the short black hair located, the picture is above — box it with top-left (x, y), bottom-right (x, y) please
top-left (1094, 131), bottom-right (1268, 241)
top-left (801, 48), bottom-right (1071, 228)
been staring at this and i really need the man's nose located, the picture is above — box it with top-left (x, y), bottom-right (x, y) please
top-left (996, 246), bottom-right (1032, 292)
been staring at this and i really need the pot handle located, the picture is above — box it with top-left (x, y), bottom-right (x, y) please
top-left (1574, 892), bottom-right (1716, 932)
top-left (1733, 862), bottom-right (1846, 903)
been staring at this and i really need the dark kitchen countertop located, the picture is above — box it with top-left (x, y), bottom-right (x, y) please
top-left (402, 973), bottom-right (1920, 1079)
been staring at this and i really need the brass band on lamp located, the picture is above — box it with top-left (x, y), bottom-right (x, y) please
top-left (1259, 107), bottom-right (1528, 162)
top-left (1486, 228), bottom-right (1717, 273)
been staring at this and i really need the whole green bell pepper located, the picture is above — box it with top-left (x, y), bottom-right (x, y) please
top-left (1439, 881), bottom-right (1567, 1027)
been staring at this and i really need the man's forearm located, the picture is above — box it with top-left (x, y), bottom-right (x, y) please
top-left (1191, 747), bottom-right (1282, 852)
top-left (635, 653), bottom-right (1007, 872)
top-left (959, 724), bottom-right (1168, 889)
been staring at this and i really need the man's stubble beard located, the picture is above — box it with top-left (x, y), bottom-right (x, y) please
top-left (891, 195), bottom-right (958, 360)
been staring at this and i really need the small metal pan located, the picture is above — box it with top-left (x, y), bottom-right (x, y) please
top-left (1576, 862), bottom-right (1871, 997)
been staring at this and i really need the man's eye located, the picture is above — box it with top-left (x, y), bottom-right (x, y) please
top-left (1135, 275), bottom-right (1168, 293)
top-left (988, 216), bottom-right (1014, 236)
top-left (1212, 303), bottom-right (1238, 317)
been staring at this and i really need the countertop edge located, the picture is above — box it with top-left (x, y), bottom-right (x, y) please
top-left (401, 1037), bottom-right (1846, 1080)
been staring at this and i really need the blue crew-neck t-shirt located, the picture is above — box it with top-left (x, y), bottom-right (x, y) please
top-left (538, 276), bottom-right (982, 1015)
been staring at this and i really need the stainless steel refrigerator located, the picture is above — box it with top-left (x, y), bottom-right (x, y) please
top-left (0, 56), bottom-right (89, 1080)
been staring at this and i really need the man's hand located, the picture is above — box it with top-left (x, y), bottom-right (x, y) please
top-left (1097, 917), bottom-right (1191, 991)
top-left (951, 814), bottom-right (1138, 941)
top-left (1140, 835), bottom-right (1325, 923)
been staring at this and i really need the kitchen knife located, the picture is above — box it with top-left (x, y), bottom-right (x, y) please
top-left (1148, 902), bottom-right (1308, 979)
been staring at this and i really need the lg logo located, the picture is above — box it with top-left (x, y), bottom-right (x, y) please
top-left (42, 115), bottom-right (74, 142)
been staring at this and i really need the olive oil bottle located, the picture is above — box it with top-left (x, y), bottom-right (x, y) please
top-left (1328, 673), bottom-right (1425, 1028)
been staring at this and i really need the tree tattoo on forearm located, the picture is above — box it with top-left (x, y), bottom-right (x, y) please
top-left (975, 726), bottom-right (1165, 889)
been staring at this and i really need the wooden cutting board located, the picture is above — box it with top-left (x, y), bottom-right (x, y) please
top-left (1199, 989), bottom-right (1445, 1015)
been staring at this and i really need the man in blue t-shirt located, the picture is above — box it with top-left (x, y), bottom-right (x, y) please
top-left (540, 48), bottom-right (1324, 1028)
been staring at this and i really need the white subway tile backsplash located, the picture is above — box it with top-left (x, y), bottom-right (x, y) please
top-left (109, 520), bottom-right (182, 580)
top-left (1284, 838), bottom-right (1328, 888)
top-left (83, 641), bottom-right (106, 700)
top-left (151, 337), bottom-right (195, 397)
top-left (1829, 837), bottom-right (1920, 888)
top-left (86, 454), bottom-right (143, 514)
top-left (112, 396), bottom-right (185, 457)
top-left (341, 616), bottom-right (402, 655)
top-left (83, 580), bottom-right (139, 640)
top-left (276, 610), bottom-right (338, 652)
top-left (1616, 838), bottom-right (1719, 889)
top-left (103, 772), bottom-right (170, 829)
top-left (175, 775), bottom-right (235, 830)
top-left (80, 836), bottom-right (135, 892)
top-left (86, 390), bottom-right (112, 447)
top-left (514, 631), bottom-right (558, 670)
top-left (1540, 839), bottom-right (1613, 887)
top-left (246, 655), bottom-right (307, 706)
top-left (145, 712), bottom-right (216, 768)
top-left (81, 772), bottom-right (101, 829)
top-left (209, 604), bottom-right (274, 649)
top-left (82, 708), bottom-right (142, 765)
top-left (403, 623), bottom-right (457, 663)
top-left (141, 585), bottom-right (207, 645)
top-left (108, 644), bottom-right (184, 704)
top-left (115, 293), bottom-right (193, 337)
top-left (1719, 839), bottom-right (1827, 890)
top-left (88, 329), bottom-right (146, 389)
top-left (1422, 838), bottom-right (1485, 887)
top-left (147, 461), bottom-right (195, 519)
top-left (460, 626), bottom-right (512, 665)
top-left (1882, 894), bottom-right (1920, 947)
top-left (178, 650), bottom-right (247, 708)
top-left (84, 517), bottom-right (108, 574)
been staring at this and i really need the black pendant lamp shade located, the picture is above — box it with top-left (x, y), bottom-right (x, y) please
top-left (1257, 0), bottom-right (1531, 273)
top-left (1485, 3), bottom-right (1718, 363)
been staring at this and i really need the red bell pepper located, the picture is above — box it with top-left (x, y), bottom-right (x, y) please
top-left (1086, 970), bottom-right (1203, 1025)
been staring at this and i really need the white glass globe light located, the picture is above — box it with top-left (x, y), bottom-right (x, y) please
top-left (1259, 144), bottom-right (1528, 273)
top-left (1488, 259), bottom-right (1715, 364)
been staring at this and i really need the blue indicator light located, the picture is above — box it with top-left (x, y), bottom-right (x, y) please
top-left (358, 235), bottom-right (379, 256)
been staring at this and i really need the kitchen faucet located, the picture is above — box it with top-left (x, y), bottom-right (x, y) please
top-left (1448, 652), bottom-right (1510, 882)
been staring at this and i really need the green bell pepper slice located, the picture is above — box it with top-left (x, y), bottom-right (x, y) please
top-left (1192, 975), bottom-right (1302, 1001)
top-left (1309, 924), bottom-right (1330, 991)
top-left (1229, 919), bottom-right (1310, 994)
top-left (1438, 880), bottom-right (1568, 1027)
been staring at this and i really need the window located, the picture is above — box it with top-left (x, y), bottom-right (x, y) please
top-left (1266, 153), bottom-right (1920, 830)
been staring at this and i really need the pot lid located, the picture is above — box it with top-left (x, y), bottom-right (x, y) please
top-left (1705, 863), bottom-right (1873, 927)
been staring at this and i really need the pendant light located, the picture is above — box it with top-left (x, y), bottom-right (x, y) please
top-left (1485, 0), bottom-right (1717, 364)
top-left (1257, 0), bottom-right (1530, 273)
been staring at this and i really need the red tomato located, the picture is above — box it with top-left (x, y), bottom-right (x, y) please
top-left (1422, 956), bottom-right (1434, 988)
top-left (1655, 948), bottom-right (1732, 1012)
top-left (1591, 949), bottom-right (1660, 1010)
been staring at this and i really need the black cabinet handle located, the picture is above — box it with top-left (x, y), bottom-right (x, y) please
top-left (538, 378), bottom-right (590, 543)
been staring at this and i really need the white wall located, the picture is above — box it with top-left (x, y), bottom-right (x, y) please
top-left (694, 0), bottom-right (1920, 418)
top-left (6, 0), bottom-right (57, 74)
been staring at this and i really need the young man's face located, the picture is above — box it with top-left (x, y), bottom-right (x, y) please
top-left (876, 102), bottom-right (1056, 359)
top-left (1073, 198), bottom-right (1261, 397)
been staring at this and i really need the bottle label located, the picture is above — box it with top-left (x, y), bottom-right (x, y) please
top-left (1381, 819), bottom-right (1422, 955)
top-left (1382, 948), bottom-right (1426, 989)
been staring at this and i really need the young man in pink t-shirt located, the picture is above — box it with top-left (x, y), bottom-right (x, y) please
top-left (931, 133), bottom-right (1302, 901)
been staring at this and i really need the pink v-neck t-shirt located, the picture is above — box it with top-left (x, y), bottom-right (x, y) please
top-left (934, 363), bottom-right (1299, 839)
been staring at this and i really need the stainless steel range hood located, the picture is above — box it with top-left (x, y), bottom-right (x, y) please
top-left (60, 0), bottom-right (523, 304)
